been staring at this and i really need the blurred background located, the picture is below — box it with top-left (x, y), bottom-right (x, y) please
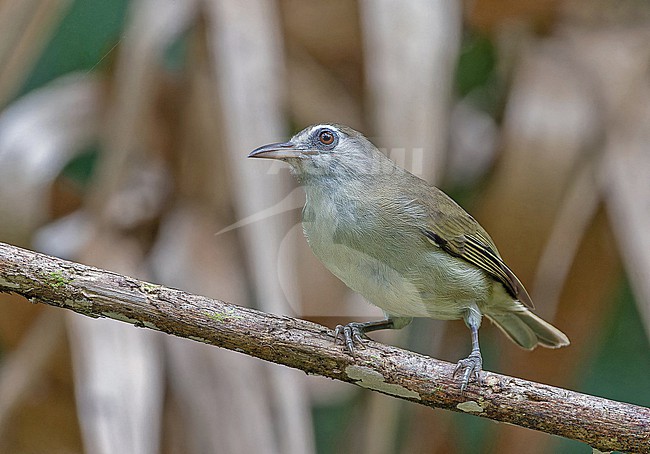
top-left (1, 0), bottom-right (649, 453)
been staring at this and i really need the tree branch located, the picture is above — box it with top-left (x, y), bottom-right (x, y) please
top-left (0, 242), bottom-right (648, 452)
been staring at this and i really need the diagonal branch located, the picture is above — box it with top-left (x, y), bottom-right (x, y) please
top-left (0, 242), bottom-right (648, 452)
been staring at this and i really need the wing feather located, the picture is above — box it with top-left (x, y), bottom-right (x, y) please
top-left (423, 229), bottom-right (534, 309)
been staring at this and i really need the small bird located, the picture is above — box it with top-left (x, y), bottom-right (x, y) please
top-left (249, 123), bottom-right (569, 390)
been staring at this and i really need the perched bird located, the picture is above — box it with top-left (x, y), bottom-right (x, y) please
top-left (249, 123), bottom-right (569, 390)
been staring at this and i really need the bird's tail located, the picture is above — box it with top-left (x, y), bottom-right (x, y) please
top-left (487, 309), bottom-right (570, 350)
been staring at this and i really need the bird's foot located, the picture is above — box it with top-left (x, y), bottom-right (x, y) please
top-left (334, 322), bottom-right (368, 355)
top-left (453, 350), bottom-right (483, 392)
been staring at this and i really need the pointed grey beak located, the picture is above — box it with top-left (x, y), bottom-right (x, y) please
top-left (248, 141), bottom-right (314, 160)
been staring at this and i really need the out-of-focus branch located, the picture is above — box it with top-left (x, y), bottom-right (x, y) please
top-left (0, 242), bottom-right (648, 453)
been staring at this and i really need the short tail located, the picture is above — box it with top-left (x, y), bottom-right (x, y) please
top-left (487, 309), bottom-right (570, 350)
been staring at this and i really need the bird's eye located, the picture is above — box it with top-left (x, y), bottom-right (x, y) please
top-left (318, 130), bottom-right (335, 146)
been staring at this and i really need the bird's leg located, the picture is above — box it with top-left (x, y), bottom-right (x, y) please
top-left (454, 308), bottom-right (484, 392)
top-left (334, 316), bottom-right (411, 355)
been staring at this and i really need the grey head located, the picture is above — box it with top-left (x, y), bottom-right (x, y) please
top-left (248, 124), bottom-right (395, 182)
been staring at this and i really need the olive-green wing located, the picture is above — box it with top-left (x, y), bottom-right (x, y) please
top-left (422, 227), bottom-right (534, 309)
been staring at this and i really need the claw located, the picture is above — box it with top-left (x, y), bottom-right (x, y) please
top-left (334, 322), bottom-right (368, 354)
top-left (453, 351), bottom-right (483, 392)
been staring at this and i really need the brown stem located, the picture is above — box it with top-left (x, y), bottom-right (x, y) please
top-left (0, 242), bottom-right (648, 452)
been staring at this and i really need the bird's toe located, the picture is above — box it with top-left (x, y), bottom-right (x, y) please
top-left (453, 351), bottom-right (483, 392)
top-left (334, 323), bottom-right (368, 355)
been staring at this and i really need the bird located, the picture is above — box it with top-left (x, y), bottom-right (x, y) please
top-left (248, 123), bottom-right (570, 391)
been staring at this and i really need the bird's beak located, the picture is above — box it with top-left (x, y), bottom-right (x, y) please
top-left (248, 141), bottom-right (312, 160)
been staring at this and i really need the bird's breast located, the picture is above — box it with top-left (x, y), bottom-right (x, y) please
top-left (301, 189), bottom-right (490, 319)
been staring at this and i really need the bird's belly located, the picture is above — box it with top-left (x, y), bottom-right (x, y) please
top-left (303, 221), bottom-right (485, 320)
top-left (316, 243), bottom-right (433, 318)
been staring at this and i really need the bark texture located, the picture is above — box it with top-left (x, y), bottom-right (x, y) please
top-left (0, 242), bottom-right (648, 452)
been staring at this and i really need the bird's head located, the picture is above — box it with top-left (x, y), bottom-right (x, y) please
top-left (248, 124), bottom-right (393, 182)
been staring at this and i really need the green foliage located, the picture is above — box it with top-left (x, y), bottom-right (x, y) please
top-left (61, 145), bottom-right (99, 188)
top-left (582, 280), bottom-right (650, 405)
top-left (456, 32), bottom-right (496, 98)
top-left (454, 32), bottom-right (504, 117)
top-left (312, 396), bottom-right (357, 454)
top-left (18, 0), bottom-right (129, 97)
top-left (553, 280), bottom-right (650, 452)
